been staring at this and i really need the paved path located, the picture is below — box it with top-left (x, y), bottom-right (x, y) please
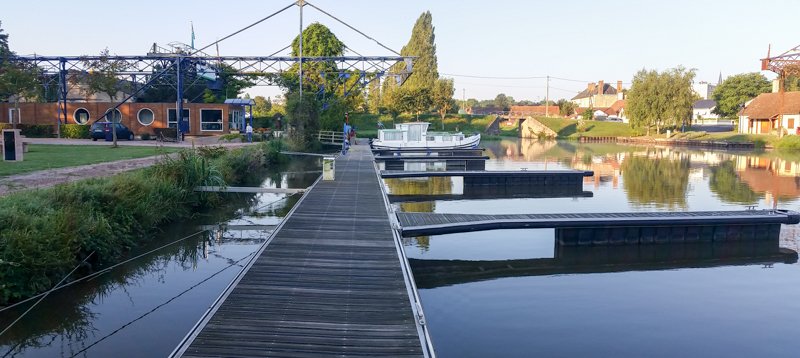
top-left (0, 154), bottom-right (172, 196)
top-left (0, 138), bottom-right (258, 196)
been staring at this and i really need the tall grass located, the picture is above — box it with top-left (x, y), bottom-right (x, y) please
top-left (0, 143), bottom-right (282, 304)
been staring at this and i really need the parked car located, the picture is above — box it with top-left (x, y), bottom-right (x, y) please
top-left (91, 121), bottom-right (135, 141)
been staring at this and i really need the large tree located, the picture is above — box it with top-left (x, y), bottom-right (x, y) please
top-left (712, 73), bottom-right (771, 118)
top-left (252, 95), bottom-right (272, 117)
top-left (494, 93), bottom-right (511, 111)
top-left (0, 21), bottom-right (8, 58)
top-left (76, 48), bottom-right (131, 146)
top-left (432, 78), bottom-right (455, 129)
top-left (400, 12), bottom-right (438, 93)
top-left (627, 66), bottom-right (696, 135)
top-left (0, 21), bottom-right (40, 109)
top-left (382, 11), bottom-right (438, 113)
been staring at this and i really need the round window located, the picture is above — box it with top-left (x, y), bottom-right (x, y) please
top-left (104, 108), bottom-right (122, 123)
top-left (73, 108), bottom-right (90, 125)
top-left (137, 108), bottom-right (154, 126)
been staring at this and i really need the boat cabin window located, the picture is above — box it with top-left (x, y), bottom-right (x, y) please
top-left (383, 131), bottom-right (403, 141)
top-left (442, 135), bottom-right (452, 142)
top-left (427, 136), bottom-right (436, 141)
top-left (407, 125), bottom-right (423, 141)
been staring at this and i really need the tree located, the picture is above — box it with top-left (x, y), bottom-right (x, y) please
top-left (396, 87), bottom-right (432, 120)
top-left (712, 73), bottom-right (771, 118)
top-left (399, 12), bottom-right (438, 93)
top-left (432, 78), bottom-right (455, 129)
top-left (494, 93), bottom-right (511, 111)
top-left (287, 22), bottom-right (345, 94)
top-left (78, 48), bottom-right (130, 147)
top-left (557, 99), bottom-right (577, 116)
top-left (627, 66), bottom-right (696, 135)
top-left (0, 21), bottom-right (8, 58)
top-left (367, 79), bottom-right (381, 114)
top-left (382, 11), bottom-right (439, 112)
top-left (284, 91), bottom-right (320, 150)
top-left (252, 95), bottom-right (272, 117)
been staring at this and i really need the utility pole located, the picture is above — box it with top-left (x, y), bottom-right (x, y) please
top-left (298, 0), bottom-right (304, 97)
top-left (545, 75), bottom-right (550, 117)
top-left (462, 88), bottom-right (466, 112)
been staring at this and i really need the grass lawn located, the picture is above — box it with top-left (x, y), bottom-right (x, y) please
top-left (535, 117), bottom-right (637, 138)
top-left (0, 145), bottom-right (182, 177)
top-left (698, 132), bottom-right (775, 144)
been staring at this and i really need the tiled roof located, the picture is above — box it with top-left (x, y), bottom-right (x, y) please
top-left (571, 83), bottom-right (618, 100)
top-left (741, 92), bottom-right (800, 119)
top-left (693, 99), bottom-right (717, 109)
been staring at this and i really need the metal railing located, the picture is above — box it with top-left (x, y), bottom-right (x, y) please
top-left (318, 130), bottom-right (345, 144)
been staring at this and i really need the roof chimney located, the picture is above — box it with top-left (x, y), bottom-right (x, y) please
top-left (588, 82), bottom-right (595, 92)
top-left (597, 80), bottom-right (604, 95)
top-left (617, 80), bottom-right (623, 92)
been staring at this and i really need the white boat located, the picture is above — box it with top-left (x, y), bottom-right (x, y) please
top-left (371, 122), bottom-right (481, 150)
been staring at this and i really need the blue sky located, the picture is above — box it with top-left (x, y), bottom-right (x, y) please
top-left (3, 0), bottom-right (797, 101)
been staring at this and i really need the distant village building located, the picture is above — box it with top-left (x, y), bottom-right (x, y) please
top-left (692, 82), bottom-right (717, 100)
top-left (601, 100), bottom-right (628, 122)
top-left (508, 105), bottom-right (559, 116)
top-left (738, 91), bottom-right (800, 135)
top-left (692, 99), bottom-right (719, 121)
top-left (571, 80), bottom-right (624, 108)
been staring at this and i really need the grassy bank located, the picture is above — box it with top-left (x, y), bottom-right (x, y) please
top-left (0, 141), bottom-right (287, 304)
top-left (0, 145), bottom-right (183, 177)
top-left (534, 117), bottom-right (637, 138)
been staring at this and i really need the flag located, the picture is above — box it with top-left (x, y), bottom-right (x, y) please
top-left (191, 21), bottom-right (195, 49)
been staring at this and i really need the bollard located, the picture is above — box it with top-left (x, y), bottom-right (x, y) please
top-left (323, 157), bottom-right (335, 180)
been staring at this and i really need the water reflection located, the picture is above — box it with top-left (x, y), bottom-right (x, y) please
top-left (411, 239), bottom-right (797, 289)
top-left (0, 158), bottom-right (321, 357)
top-left (488, 139), bottom-right (800, 208)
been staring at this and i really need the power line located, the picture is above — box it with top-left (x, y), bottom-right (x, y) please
top-left (442, 73), bottom-right (546, 80)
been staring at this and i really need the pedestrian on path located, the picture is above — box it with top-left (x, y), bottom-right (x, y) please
top-left (342, 117), bottom-right (351, 155)
top-left (246, 123), bottom-right (253, 143)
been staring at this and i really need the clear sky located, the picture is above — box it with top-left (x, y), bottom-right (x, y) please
top-left (3, 0), bottom-right (797, 101)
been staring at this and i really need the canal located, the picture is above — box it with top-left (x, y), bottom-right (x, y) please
top-left (0, 157), bottom-right (321, 357)
top-left (4, 139), bottom-right (800, 357)
top-left (388, 139), bottom-right (800, 357)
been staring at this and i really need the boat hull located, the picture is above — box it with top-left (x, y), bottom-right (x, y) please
top-left (371, 134), bottom-right (481, 151)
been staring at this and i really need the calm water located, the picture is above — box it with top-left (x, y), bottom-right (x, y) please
top-left (0, 157), bottom-right (321, 357)
top-left (389, 139), bottom-right (800, 357)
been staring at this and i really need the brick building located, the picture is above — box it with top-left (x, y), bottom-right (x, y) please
top-left (1, 101), bottom-right (249, 136)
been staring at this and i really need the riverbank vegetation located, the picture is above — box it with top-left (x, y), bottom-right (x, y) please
top-left (0, 145), bottom-right (183, 177)
top-left (0, 142), bottom-right (287, 305)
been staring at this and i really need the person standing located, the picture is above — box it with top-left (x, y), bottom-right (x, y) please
top-left (342, 117), bottom-right (351, 155)
top-left (246, 123), bottom-right (253, 143)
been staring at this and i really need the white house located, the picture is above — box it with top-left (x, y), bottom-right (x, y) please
top-left (739, 92), bottom-right (800, 135)
top-left (692, 99), bottom-right (719, 122)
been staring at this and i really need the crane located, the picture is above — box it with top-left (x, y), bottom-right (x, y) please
top-left (761, 44), bottom-right (800, 91)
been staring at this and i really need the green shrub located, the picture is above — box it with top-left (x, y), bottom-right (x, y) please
top-left (0, 146), bottom-right (271, 305)
top-left (19, 124), bottom-right (55, 138)
top-left (140, 133), bottom-right (151, 141)
top-left (218, 133), bottom-right (243, 142)
top-left (61, 124), bottom-right (91, 139)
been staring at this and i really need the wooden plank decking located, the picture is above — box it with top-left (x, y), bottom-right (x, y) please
top-left (173, 145), bottom-right (429, 358)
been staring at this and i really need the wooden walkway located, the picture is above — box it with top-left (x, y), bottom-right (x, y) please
top-left (173, 145), bottom-right (430, 358)
top-left (397, 210), bottom-right (800, 237)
